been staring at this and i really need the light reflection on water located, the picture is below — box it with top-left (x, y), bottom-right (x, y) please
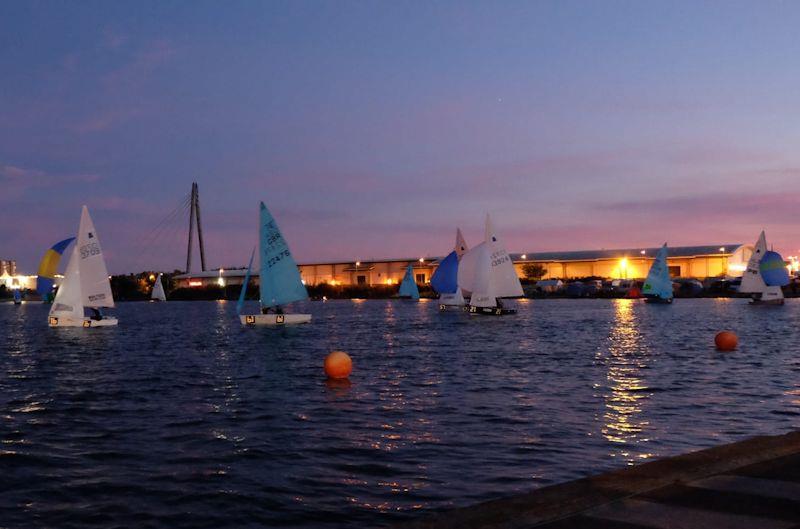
top-left (599, 299), bottom-right (652, 463)
top-left (2, 298), bottom-right (800, 528)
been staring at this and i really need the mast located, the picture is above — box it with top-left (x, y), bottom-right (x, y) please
top-left (184, 182), bottom-right (207, 273)
top-left (195, 183), bottom-right (207, 271)
top-left (185, 183), bottom-right (196, 273)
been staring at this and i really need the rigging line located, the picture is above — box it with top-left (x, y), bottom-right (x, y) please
top-left (128, 193), bottom-right (191, 258)
top-left (129, 198), bottom-right (191, 270)
top-left (130, 196), bottom-right (192, 272)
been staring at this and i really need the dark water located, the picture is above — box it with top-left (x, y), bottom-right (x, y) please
top-left (2, 298), bottom-right (800, 528)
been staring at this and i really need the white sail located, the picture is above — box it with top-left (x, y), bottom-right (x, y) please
top-left (77, 206), bottom-right (115, 308)
top-left (458, 214), bottom-right (523, 307)
top-left (439, 289), bottom-right (465, 306)
top-left (739, 231), bottom-right (767, 294)
top-left (49, 246), bottom-right (84, 319)
top-left (151, 274), bottom-right (167, 301)
top-left (455, 227), bottom-right (468, 258)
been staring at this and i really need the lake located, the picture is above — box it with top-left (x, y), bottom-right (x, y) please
top-left (2, 298), bottom-right (800, 528)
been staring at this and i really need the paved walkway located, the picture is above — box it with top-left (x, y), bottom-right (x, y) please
top-left (398, 431), bottom-right (800, 529)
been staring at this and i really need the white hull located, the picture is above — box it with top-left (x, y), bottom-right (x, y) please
top-left (49, 316), bottom-right (119, 327)
top-left (749, 285), bottom-right (784, 305)
top-left (240, 313), bottom-right (311, 326)
top-left (439, 303), bottom-right (465, 311)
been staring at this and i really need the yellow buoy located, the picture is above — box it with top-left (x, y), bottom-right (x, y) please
top-left (715, 331), bottom-right (738, 351)
top-left (324, 351), bottom-right (352, 379)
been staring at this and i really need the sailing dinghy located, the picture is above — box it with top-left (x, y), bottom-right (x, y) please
top-left (151, 273), bottom-right (167, 302)
top-left (13, 288), bottom-right (22, 305)
top-left (642, 243), bottom-right (673, 304)
top-left (430, 228), bottom-right (468, 310)
top-left (397, 264), bottom-right (420, 300)
top-left (238, 202), bottom-right (311, 325)
top-left (458, 214), bottom-right (523, 315)
top-left (48, 206), bottom-right (118, 327)
top-left (739, 230), bottom-right (788, 305)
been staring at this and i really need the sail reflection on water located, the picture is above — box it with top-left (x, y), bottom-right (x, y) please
top-left (597, 299), bottom-right (654, 463)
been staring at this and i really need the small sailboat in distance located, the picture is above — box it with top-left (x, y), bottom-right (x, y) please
top-left (430, 228), bottom-right (468, 310)
top-left (642, 243), bottom-right (673, 304)
top-left (49, 206), bottom-right (118, 327)
top-left (398, 264), bottom-right (420, 300)
top-left (13, 288), bottom-right (22, 305)
top-left (458, 214), bottom-right (523, 315)
top-left (151, 273), bottom-right (167, 302)
top-left (740, 230), bottom-right (788, 305)
top-left (239, 202), bottom-right (311, 325)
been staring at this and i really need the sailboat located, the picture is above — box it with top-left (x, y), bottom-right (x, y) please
top-left (151, 273), bottom-right (167, 302)
top-left (642, 243), bottom-right (673, 304)
top-left (397, 264), bottom-right (420, 300)
top-left (739, 230), bottom-right (788, 305)
top-left (13, 288), bottom-right (22, 305)
top-left (48, 206), bottom-right (118, 327)
top-left (238, 202), bottom-right (311, 325)
top-left (458, 214), bottom-right (523, 315)
top-left (430, 228), bottom-right (468, 310)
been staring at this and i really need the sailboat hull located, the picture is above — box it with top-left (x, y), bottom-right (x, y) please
top-left (240, 314), bottom-right (312, 326)
top-left (439, 303), bottom-right (465, 311)
top-left (749, 286), bottom-right (784, 305)
top-left (48, 316), bottom-right (119, 327)
top-left (644, 296), bottom-right (673, 304)
top-left (468, 306), bottom-right (517, 316)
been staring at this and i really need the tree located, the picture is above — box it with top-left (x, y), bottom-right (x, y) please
top-left (522, 263), bottom-right (547, 281)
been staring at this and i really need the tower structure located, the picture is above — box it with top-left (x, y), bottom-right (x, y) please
top-left (185, 182), bottom-right (207, 273)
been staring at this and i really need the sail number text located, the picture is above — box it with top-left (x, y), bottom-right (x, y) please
top-left (490, 251), bottom-right (511, 267)
top-left (80, 242), bottom-right (101, 259)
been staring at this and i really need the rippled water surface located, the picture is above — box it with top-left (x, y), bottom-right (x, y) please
top-left (3, 298), bottom-right (800, 527)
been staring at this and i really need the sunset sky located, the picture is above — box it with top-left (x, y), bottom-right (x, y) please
top-left (2, 1), bottom-right (800, 273)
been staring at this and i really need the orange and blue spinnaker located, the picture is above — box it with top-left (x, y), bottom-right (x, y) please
top-left (36, 237), bottom-right (75, 296)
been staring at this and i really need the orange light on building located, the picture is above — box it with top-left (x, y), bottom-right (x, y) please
top-left (189, 280), bottom-right (203, 287)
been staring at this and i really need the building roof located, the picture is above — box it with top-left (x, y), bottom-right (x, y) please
top-left (174, 244), bottom-right (743, 279)
top-left (511, 244), bottom-right (742, 262)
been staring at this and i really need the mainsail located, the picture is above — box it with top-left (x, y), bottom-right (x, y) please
top-left (398, 264), bottom-right (420, 299)
top-left (258, 202), bottom-right (307, 309)
top-left (151, 274), bottom-right (167, 301)
top-left (458, 214), bottom-right (523, 307)
top-left (642, 243), bottom-right (673, 300)
top-left (740, 231), bottom-right (767, 293)
top-left (77, 206), bottom-right (114, 308)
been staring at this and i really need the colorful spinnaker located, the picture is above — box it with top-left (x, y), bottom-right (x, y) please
top-left (36, 237), bottom-right (75, 297)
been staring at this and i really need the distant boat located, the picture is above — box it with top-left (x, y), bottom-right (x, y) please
top-left (48, 206), bottom-right (118, 327)
top-left (398, 264), bottom-right (420, 300)
top-left (642, 243), bottom-right (673, 304)
top-left (740, 230), bottom-right (788, 305)
top-left (13, 289), bottom-right (22, 305)
top-left (238, 202), bottom-right (311, 325)
top-left (430, 228), bottom-right (468, 310)
top-left (151, 273), bottom-right (167, 302)
top-left (36, 237), bottom-right (76, 302)
top-left (458, 214), bottom-right (523, 315)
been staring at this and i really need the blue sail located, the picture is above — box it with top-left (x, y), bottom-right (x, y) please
top-left (13, 289), bottom-right (21, 303)
top-left (642, 243), bottom-right (673, 300)
top-left (236, 247), bottom-right (255, 315)
top-left (398, 264), bottom-right (420, 299)
top-left (430, 251), bottom-right (458, 294)
top-left (259, 202), bottom-right (308, 308)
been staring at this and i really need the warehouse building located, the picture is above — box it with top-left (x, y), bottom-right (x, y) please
top-left (174, 244), bottom-right (753, 288)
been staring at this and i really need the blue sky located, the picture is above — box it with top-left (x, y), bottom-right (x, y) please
top-left (2, 1), bottom-right (800, 273)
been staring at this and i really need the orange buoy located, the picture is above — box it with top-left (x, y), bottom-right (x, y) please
top-left (715, 331), bottom-right (738, 351)
top-left (324, 351), bottom-right (352, 379)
